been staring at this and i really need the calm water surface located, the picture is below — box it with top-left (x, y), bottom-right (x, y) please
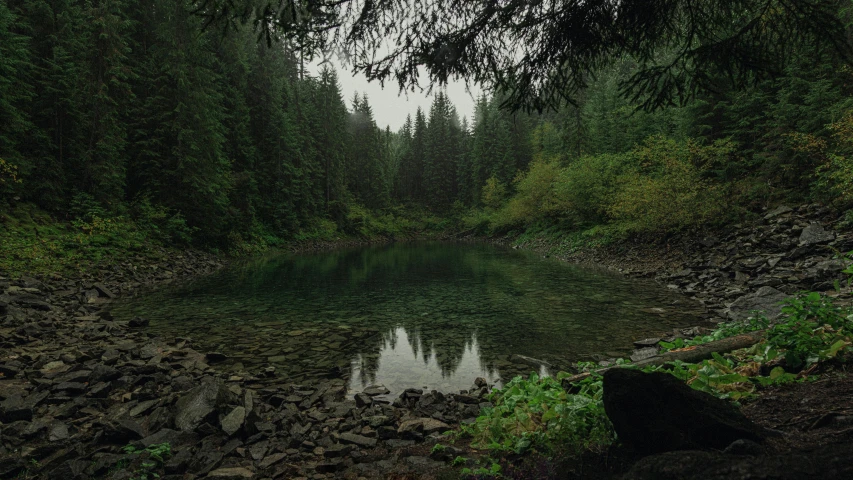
top-left (109, 242), bottom-right (704, 397)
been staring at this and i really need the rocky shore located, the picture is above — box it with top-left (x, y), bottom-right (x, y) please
top-left (2, 203), bottom-right (852, 480)
top-left (516, 203), bottom-right (852, 324)
top-left (0, 248), bottom-right (489, 479)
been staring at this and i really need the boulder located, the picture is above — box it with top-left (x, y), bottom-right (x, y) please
top-left (799, 223), bottom-right (835, 246)
top-left (603, 369), bottom-right (764, 454)
top-left (727, 286), bottom-right (788, 321)
top-left (174, 377), bottom-right (231, 432)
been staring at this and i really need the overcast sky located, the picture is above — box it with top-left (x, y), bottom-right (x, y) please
top-left (312, 62), bottom-right (482, 132)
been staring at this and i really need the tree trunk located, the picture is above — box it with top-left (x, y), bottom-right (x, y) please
top-left (562, 331), bottom-right (766, 389)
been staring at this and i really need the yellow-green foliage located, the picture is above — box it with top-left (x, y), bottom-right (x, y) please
top-left (607, 136), bottom-right (731, 232)
top-left (791, 109), bottom-right (853, 204)
top-left (496, 158), bottom-right (567, 229)
top-left (481, 175), bottom-right (507, 210)
top-left (486, 135), bottom-right (732, 235)
top-left (555, 153), bottom-right (626, 224)
top-left (0, 157), bottom-right (19, 185)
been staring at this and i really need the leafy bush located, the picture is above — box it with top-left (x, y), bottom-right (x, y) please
top-left (763, 292), bottom-right (853, 368)
top-left (498, 158), bottom-right (566, 228)
top-left (480, 135), bottom-right (733, 235)
top-left (0, 157), bottom-right (21, 200)
top-left (131, 197), bottom-right (195, 245)
top-left (481, 175), bottom-right (507, 210)
top-left (555, 153), bottom-right (626, 225)
top-left (607, 136), bottom-right (731, 232)
top-left (460, 372), bottom-right (614, 454)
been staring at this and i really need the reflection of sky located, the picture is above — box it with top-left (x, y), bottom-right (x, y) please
top-left (347, 327), bottom-right (509, 396)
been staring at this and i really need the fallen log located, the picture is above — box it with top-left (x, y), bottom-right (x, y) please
top-left (562, 330), bottom-right (766, 389)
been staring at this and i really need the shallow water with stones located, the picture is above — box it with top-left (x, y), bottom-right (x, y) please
top-left (108, 241), bottom-right (704, 398)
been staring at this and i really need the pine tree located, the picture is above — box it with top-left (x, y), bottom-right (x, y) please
top-left (76, 0), bottom-right (135, 205)
top-left (410, 107), bottom-right (427, 203)
top-left (127, 0), bottom-right (231, 240)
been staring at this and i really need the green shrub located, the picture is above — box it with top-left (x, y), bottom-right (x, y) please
top-left (481, 175), bottom-right (508, 210)
top-left (460, 372), bottom-right (614, 454)
top-left (607, 136), bottom-right (731, 233)
top-left (791, 110), bottom-right (853, 205)
top-left (496, 158), bottom-right (565, 229)
top-left (131, 196), bottom-right (194, 245)
top-left (556, 153), bottom-right (626, 225)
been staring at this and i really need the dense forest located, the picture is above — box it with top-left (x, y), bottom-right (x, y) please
top-left (1, 0), bottom-right (853, 253)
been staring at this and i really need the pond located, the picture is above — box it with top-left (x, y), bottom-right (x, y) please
top-left (109, 241), bottom-right (704, 398)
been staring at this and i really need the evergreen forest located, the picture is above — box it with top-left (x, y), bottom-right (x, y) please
top-left (2, 0), bottom-right (853, 256)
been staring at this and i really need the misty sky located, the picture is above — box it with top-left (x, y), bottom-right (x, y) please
top-left (313, 62), bottom-right (482, 132)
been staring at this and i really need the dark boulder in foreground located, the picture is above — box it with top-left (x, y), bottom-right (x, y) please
top-left (603, 369), bottom-right (764, 454)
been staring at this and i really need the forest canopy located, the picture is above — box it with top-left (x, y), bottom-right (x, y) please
top-left (193, 0), bottom-right (853, 110)
top-left (2, 0), bottom-right (853, 257)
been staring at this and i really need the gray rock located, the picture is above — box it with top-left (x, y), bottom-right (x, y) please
top-left (764, 205), bottom-right (792, 219)
top-left (421, 418), bottom-right (451, 435)
top-left (338, 432), bottom-right (377, 448)
top-left (323, 443), bottom-right (354, 458)
top-left (354, 393), bottom-right (372, 407)
top-left (727, 286), bottom-right (789, 321)
top-left (799, 223), bottom-right (835, 246)
top-left (630, 347), bottom-right (660, 362)
top-left (384, 439), bottom-right (415, 448)
top-left (257, 452), bottom-right (286, 469)
top-left (362, 385), bottom-right (390, 396)
top-left (633, 338), bottom-right (661, 348)
top-left (221, 406), bottom-right (246, 436)
top-left (174, 377), bottom-right (231, 432)
top-left (93, 283), bottom-right (115, 299)
top-left (90, 364), bottom-right (120, 383)
top-left (207, 467), bottom-right (255, 479)
top-left (49, 422), bottom-right (69, 441)
top-left (0, 395), bottom-right (32, 422)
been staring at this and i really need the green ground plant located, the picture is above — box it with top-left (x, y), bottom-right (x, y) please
top-left (458, 284), bottom-right (853, 457)
top-left (459, 372), bottom-right (614, 455)
top-left (120, 442), bottom-right (171, 480)
top-left (460, 458), bottom-right (503, 479)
